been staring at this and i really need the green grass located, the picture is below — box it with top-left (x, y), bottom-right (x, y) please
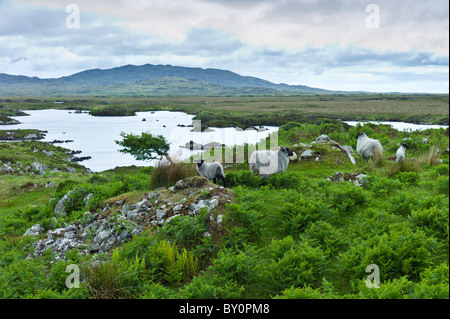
top-left (0, 109), bottom-right (448, 299)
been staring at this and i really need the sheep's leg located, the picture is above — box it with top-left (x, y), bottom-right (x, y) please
top-left (213, 177), bottom-right (217, 184)
top-left (221, 176), bottom-right (226, 188)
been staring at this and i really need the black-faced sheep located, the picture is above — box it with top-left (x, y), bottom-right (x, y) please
top-left (249, 146), bottom-right (296, 179)
top-left (356, 133), bottom-right (383, 161)
top-left (396, 143), bottom-right (409, 162)
top-left (196, 159), bottom-right (226, 187)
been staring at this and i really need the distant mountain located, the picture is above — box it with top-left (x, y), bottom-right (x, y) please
top-left (0, 64), bottom-right (332, 96)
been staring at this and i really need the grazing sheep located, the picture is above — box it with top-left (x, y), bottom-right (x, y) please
top-left (356, 133), bottom-right (383, 161)
top-left (249, 147), bottom-right (296, 179)
top-left (196, 159), bottom-right (226, 187)
top-left (396, 143), bottom-right (409, 162)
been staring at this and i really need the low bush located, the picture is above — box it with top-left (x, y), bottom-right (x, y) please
top-left (261, 237), bottom-right (328, 293)
top-left (160, 211), bottom-right (209, 250)
top-left (224, 170), bottom-right (262, 188)
top-left (339, 228), bottom-right (443, 288)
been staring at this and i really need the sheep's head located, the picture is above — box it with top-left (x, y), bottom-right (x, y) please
top-left (279, 146), bottom-right (294, 157)
top-left (194, 159), bottom-right (205, 168)
top-left (356, 132), bottom-right (367, 139)
top-left (401, 143), bottom-right (409, 149)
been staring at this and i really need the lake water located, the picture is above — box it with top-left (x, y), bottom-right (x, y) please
top-left (1, 109), bottom-right (278, 172)
top-left (2, 110), bottom-right (448, 172)
top-left (344, 120), bottom-right (448, 131)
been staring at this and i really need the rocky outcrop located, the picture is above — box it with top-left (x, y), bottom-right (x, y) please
top-left (0, 130), bottom-right (46, 140)
top-left (23, 224), bottom-right (45, 237)
top-left (30, 161), bottom-right (48, 175)
top-left (180, 141), bottom-right (226, 151)
top-left (293, 134), bottom-right (356, 165)
top-left (25, 176), bottom-right (232, 260)
top-left (300, 150), bottom-right (313, 159)
top-left (327, 171), bottom-right (368, 186)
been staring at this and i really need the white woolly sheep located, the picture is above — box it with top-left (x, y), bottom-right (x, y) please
top-left (196, 159), bottom-right (226, 187)
top-left (249, 146), bottom-right (296, 179)
top-left (396, 143), bottom-right (409, 162)
top-left (356, 133), bottom-right (383, 161)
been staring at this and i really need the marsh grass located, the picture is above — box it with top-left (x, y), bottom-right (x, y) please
top-left (84, 261), bottom-right (138, 299)
top-left (150, 160), bottom-right (195, 189)
top-left (373, 148), bottom-right (442, 178)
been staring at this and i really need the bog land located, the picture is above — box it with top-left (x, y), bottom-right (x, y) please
top-left (0, 92), bottom-right (448, 301)
top-left (0, 93), bottom-right (448, 129)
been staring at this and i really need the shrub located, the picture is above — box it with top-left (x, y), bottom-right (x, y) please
top-left (225, 202), bottom-right (264, 246)
top-left (266, 171), bottom-right (309, 189)
top-left (435, 176), bottom-right (449, 195)
top-left (160, 212), bottom-right (209, 249)
top-left (339, 228), bottom-right (443, 286)
top-left (394, 171), bottom-right (420, 185)
top-left (409, 206), bottom-right (449, 243)
top-left (140, 282), bottom-right (175, 299)
top-left (224, 170), bottom-right (262, 188)
top-left (363, 175), bottom-right (402, 197)
top-left (303, 221), bottom-right (348, 255)
top-left (90, 105), bottom-right (135, 116)
top-left (355, 263), bottom-right (449, 299)
top-left (412, 263), bottom-right (449, 299)
top-left (388, 190), bottom-right (419, 216)
top-left (326, 182), bottom-right (368, 213)
top-left (111, 236), bottom-right (198, 287)
top-left (273, 286), bottom-right (325, 299)
top-left (277, 197), bottom-right (332, 236)
top-left (432, 163), bottom-right (449, 176)
top-left (348, 208), bottom-right (401, 239)
top-left (210, 246), bottom-right (260, 286)
top-left (0, 257), bottom-right (51, 298)
top-left (63, 187), bottom-right (90, 215)
top-left (178, 274), bottom-right (245, 299)
top-left (145, 240), bottom-right (198, 287)
top-left (261, 237), bottom-right (328, 293)
top-left (355, 276), bottom-right (415, 299)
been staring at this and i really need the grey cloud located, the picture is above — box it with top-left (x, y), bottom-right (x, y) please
top-left (200, 0), bottom-right (274, 8)
top-left (331, 48), bottom-right (449, 68)
top-left (231, 45), bottom-right (449, 77)
top-left (181, 28), bottom-right (245, 55)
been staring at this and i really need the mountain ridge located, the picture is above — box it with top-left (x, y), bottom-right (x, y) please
top-left (0, 63), bottom-right (334, 96)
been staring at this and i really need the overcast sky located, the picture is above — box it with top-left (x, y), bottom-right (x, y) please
top-left (0, 0), bottom-right (448, 93)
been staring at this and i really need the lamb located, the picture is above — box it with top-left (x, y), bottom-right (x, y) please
top-left (196, 159), bottom-right (226, 187)
top-left (249, 146), bottom-right (296, 179)
top-left (356, 133), bottom-right (383, 161)
top-left (396, 143), bottom-right (409, 162)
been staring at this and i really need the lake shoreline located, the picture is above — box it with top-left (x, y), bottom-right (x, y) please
top-left (1, 94), bottom-right (448, 128)
top-left (0, 109), bottom-right (280, 172)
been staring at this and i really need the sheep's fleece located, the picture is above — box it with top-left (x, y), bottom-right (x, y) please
top-left (249, 147), bottom-right (295, 178)
top-left (396, 143), bottom-right (408, 162)
top-left (196, 160), bottom-right (226, 186)
top-left (356, 133), bottom-right (383, 160)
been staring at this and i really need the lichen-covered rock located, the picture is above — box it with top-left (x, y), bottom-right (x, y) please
top-left (327, 171), bottom-right (368, 186)
top-left (28, 176), bottom-right (232, 261)
top-left (316, 134), bottom-right (331, 143)
top-left (300, 150), bottom-right (313, 159)
top-left (23, 224), bottom-right (45, 237)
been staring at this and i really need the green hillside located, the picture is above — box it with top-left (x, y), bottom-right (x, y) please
top-left (0, 121), bottom-right (448, 300)
top-left (0, 64), bottom-right (331, 97)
